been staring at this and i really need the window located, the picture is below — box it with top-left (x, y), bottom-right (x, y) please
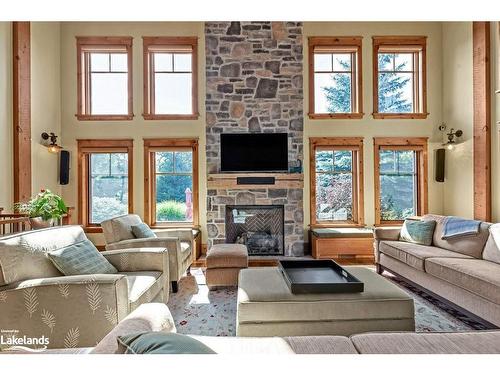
top-left (374, 137), bottom-right (428, 225)
top-left (77, 139), bottom-right (134, 231)
top-left (309, 137), bottom-right (364, 227)
top-left (372, 36), bottom-right (427, 119)
top-left (76, 37), bottom-right (133, 120)
top-left (308, 37), bottom-right (363, 119)
top-left (143, 37), bottom-right (198, 120)
top-left (144, 139), bottom-right (199, 227)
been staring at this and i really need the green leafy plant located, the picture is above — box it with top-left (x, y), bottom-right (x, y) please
top-left (156, 200), bottom-right (186, 222)
top-left (15, 189), bottom-right (68, 220)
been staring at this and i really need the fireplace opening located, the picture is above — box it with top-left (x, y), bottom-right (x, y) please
top-left (225, 205), bottom-right (284, 256)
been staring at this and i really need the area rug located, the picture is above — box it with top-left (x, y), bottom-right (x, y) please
top-left (167, 267), bottom-right (486, 336)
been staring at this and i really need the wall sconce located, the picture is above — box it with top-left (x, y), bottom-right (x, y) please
top-left (41, 132), bottom-right (63, 153)
top-left (438, 123), bottom-right (463, 150)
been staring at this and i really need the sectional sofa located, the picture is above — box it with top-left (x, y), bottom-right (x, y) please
top-left (375, 214), bottom-right (500, 327)
top-left (22, 303), bottom-right (500, 354)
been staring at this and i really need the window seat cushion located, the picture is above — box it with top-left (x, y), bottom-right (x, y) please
top-left (311, 227), bottom-right (373, 238)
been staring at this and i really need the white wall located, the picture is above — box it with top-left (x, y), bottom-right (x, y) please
top-left (31, 22), bottom-right (62, 196)
top-left (491, 23), bottom-right (500, 222)
top-left (442, 22), bottom-right (474, 218)
top-left (303, 22), bottom-right (445, 227)
top-left (0, 22), bottom-right (13, 211)
top-left (58, 22), bottom-right (206, 245)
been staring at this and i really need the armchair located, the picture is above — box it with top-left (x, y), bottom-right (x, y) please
top-left (101, 214), bottom-right (193, 292)
top-left (0, 226), bottom-right (169, 349)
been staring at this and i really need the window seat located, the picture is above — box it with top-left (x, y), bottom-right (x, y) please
top-left (311, 227), bottom-right (374, 259)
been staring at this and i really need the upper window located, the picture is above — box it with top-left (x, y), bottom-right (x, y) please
top-left (76, 37), bottom-right (133, 121)
top-left (374, 137), bottom-right (428, 225)
top-left (144, 139), bottom-right (199, 227)
top-left (77, 139), bottom-right (134, 232)
top-left (372, 36), bottom-right (427, 119)
top-left (308, 37), bottom-right (363, 119)
top-left (309, 137), bottom-right (364, 227)
top-left (143, 37), bottom-right (198, 120)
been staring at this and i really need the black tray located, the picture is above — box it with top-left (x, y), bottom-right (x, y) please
top-left (278, 259), bottom-right (364, 294)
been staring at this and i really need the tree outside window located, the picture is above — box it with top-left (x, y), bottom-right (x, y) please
top-left (379, 150), bottom-right (417, 220)
top-left (315, 150), bottom-right (354, 221)
top-left (374, 137), bottom-right (428, 224)
top-left (308, 37), bottom-right (363, 119)
top-left (154, 150), bottom-right (193, 223)
top-left (309, 137), bottom-right (364, 227)
top-left (372, 36), bottom-right (427, 119)
top-left (90, 153), bottom-right (129, 223)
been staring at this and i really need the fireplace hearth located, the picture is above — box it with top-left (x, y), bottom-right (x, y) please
top-left (225, 205), bottom-right (284, 256)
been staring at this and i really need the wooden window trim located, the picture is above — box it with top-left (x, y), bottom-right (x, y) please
top-left (308, 37), bottom-right (364, 119)
top-left (142, 37), bottom-right (199, 120)
top-left (372, 36), bottom-right (428, 119)
top-left (143, 138), bottom-right (199, 228)
top-left (77, 139), bottom-right (134, 232)
top-left (76, 36), bottom-right (134, 121)
top-left (309, 137), bottom-right (365, 227)
top-left (373, 137), bottom-right (428, 226)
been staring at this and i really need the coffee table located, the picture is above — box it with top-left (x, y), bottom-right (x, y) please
top-left (236, 266), bottom-right (415, 337)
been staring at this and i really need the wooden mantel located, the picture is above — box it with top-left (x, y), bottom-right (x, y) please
top-left (207, 173), bottom-right (304, 190)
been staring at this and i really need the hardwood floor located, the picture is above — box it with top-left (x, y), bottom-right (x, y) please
top-left (192, 255), bottom-right (374, 268)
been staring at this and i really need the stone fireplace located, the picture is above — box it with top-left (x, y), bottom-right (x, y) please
top-left (205, 21), bottom-right (305, 256)
top-left (226, 205), bottom-right (284, 256)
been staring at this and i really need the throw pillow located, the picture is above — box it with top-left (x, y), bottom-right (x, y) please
top-left (117, 332), bottom-right (216, 354)
top-left (399, 219), bottom-right (436, 246)
top-left (131, 223), bottom-right (157, 239)
top-left (47, 239), bottom-right (117, 275)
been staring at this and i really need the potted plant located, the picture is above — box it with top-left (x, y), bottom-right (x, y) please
top-left (15, 189), bottom-right (68, 229)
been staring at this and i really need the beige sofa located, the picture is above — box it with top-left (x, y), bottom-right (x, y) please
top-left (0, 226), bottom-right (169, 349)
top-left (374, 214), bottom-right (500, 327)
top-left (13, 303), bottom-right (499, 354)
top-left (101, 214), bottom-right (193, 293)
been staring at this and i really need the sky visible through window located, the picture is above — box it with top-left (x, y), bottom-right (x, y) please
top-left (377, 53), bottom-right (414, 113)
top-left (89, 53), bottom-right (128, 115)
top-left (314, 53), bottom-right (353, 113)
top-left (153, 52), bottom-right (192, 114)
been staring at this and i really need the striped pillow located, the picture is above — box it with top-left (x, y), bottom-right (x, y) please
top-left (47, 239), bottom-right (117, 275)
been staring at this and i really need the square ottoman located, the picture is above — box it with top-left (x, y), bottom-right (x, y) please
top-left (237, 266), bottom-right (415, 337)
top-left (206, 244), bottom-right (248, 290)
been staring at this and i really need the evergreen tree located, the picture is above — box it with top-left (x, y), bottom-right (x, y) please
top-left (377, 54), bottom-right (412, 113)
top-left (322, 59), bottom-right (352, 113)
top-left (322, 54), bottom-right (412, 113)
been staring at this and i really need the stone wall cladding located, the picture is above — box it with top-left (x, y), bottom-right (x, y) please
top-left (205, 22), bottom-right (305, 256)
top-left (206, 188), bottom-right (305, 256)
top-left (205, 21), bottom-right (304, 173)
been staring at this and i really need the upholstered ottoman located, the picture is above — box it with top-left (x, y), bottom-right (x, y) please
top-left (206, 244), bottom-right (248, 290)
top-left (237, 267), bottom-right (415, 337)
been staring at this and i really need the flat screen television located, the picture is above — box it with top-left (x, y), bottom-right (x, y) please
top-left (220, 133), bottom-right (288, 172)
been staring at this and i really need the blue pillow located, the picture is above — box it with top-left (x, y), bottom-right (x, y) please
top-left (131, 223), bottom-right (157, 239)
top-left (399, 219), bottom-right (436, 246)
top-left (47, 239), bottom-right (117, 275)
top-left (117, 332), bottom-right (216, 354)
